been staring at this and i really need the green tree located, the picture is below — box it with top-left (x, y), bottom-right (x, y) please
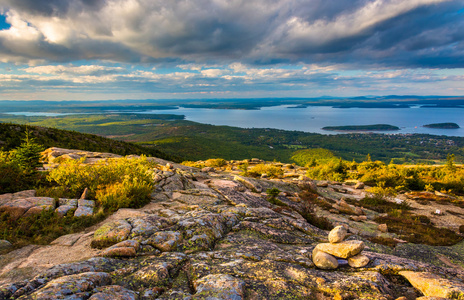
top-left (9, 129), bottom-right (44, 173)
top-left (446, 154), bottom-right (456, 171)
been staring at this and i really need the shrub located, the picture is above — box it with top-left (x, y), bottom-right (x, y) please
top-left (266, 188), bottom-right (286, 206)
top-left (238, 161), bottom-right (249, 176)
top-left (248, 164), bottom-right (284, 178)
top-left (96, 176), bottom-right (153, 211)
top-left (47, 156), bottom-right (157, 207)
top-left (205, 158), bottom-right (227, 167)
top-left (366, 186), bottom-right (397, 198)
top-left (182, 161), bottom-right (205, 168)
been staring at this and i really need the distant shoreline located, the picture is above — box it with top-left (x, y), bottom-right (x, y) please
top-left (322, 124), bottom-right (401, 132)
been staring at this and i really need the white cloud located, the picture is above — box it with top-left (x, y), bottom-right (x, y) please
top-left (24, 65), bottom-right (124, 75)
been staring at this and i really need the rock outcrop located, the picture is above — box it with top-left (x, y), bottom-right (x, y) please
top-left (0, 190), bottom-right (96, 219)
top-left (1, 148), bottom-right (464, 299)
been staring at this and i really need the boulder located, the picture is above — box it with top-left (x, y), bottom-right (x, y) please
top-left (312, 247), bottom-right (339, 270)
top-left (328, 225), bottom-right (347, 244)
top-left (315, 240), bottom-right (365, 259)
top-left (348, 254), bottom-right (370, 268)
top-left (399, 271), bottom-right (464, 299)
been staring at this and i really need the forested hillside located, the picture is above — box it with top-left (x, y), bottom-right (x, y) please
top-left (0, 123), bottom-right (180, 162)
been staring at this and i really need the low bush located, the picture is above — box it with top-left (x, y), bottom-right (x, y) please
top-left (205, 158), bottom-right (227, 167)
top-left (375, 215), bottom-right (463, 246)
top-left (47, 156), bottom-right (157, 199)
top-left (96, 176), bottom-right (153, 211)
top-left (248, 164), bottom-right (284, 178)
top-left (356, 195), bottom-right (411, 214)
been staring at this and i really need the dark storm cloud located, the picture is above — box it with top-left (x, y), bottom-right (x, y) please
top-left (0, 0), bottom-right (462, 69)
top-left (1, 0), bottom-right (106, 16)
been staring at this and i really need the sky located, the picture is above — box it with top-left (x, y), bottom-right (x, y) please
top-left (0, 0), bottom-right (463, 101)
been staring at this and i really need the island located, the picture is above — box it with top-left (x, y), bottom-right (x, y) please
top-left (423, 122), bottom-right (460, 129)
top-left (322, 124), bottom-right (400, 131)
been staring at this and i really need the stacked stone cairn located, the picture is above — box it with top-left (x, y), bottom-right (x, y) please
top-left (312, 225), bottom-right (369, 269)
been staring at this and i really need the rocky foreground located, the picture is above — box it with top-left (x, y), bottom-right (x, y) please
top-left (1, 148), bottom-right (464, 299)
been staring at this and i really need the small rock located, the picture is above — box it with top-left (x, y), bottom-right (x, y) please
top-left (312, 247), bottom-right (338, 270)
top-left (315, 240), bottom-right (365, 259)
top-left (378, 224), bottom-right (388, 233)
top-left (80, 188), bottom-right (90, 200)
top-left (202, 167), bottom-right (215, 172)
top-left (350, 215), bottom-right (367, 222)
top-left (354, 207), bottom-right (364, 215)
top-left (354, 182), bottom-right (365, 189)
top-left (328, 226), bottom-right (347, 244)
top-left (0, 240), bottom-right (12, 252)
top-left (317, 181), bottom-right (329, 187)
top-left (347, 254), bottom-right (369, 268)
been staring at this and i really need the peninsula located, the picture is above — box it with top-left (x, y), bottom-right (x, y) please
top-left (322, 124), bottom-right (400, 132)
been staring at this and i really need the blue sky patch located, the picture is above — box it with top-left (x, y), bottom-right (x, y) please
top-left (0, 14), bottom-right (11, 30)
